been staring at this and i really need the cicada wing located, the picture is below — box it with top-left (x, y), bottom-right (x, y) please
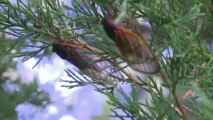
top-left (130, 57), bottom-right (160, 74)
top-left (115, 28), bottom-right (160, 74)
top-left (97, 60), bottom-right (124, 81)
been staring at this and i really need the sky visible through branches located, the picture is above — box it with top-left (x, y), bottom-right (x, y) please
top-left (0, 0), bottom-right (213, 120)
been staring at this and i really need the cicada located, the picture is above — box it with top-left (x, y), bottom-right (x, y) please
top-left (52, 37), bottom-right (124, 82)
top-left (102, 15), bottom-right (160, 74)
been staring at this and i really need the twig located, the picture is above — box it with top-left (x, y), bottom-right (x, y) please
top-left (181, 104), bottom-right (203, 120)
top-left (159, 68), bottom-right (188, 120)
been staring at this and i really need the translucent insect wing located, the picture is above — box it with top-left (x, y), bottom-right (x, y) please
top-left (115, 27), bottom-right (160, 74)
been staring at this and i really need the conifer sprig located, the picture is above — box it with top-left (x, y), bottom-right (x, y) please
top-left (0, 0), bottom-right (212, 119)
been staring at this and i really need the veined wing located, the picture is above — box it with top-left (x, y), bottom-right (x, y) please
top-left (115, 27), bottom-right (160, 74)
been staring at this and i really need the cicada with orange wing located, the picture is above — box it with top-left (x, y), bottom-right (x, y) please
top-left (102, 16), bottom-right (160, 74)
top-left (52, 37), bottom-right (124, 82)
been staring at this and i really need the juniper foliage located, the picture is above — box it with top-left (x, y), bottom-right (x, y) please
top-left (0, 0), bottom-right (212, 119)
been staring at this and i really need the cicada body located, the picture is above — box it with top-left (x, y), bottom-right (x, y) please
top-left (102, 16), bottom-right (160, 74)
top-left (52, 37), bottom-right (124, 81)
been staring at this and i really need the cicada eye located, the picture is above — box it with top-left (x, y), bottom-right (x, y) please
top-left (107, 9), bottom-right (117, 19)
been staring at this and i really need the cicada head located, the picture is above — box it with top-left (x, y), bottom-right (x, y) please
top-left (101, 16), bottom-right (117, 40)
top-left (52, 42), bottom-right (69, 60)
